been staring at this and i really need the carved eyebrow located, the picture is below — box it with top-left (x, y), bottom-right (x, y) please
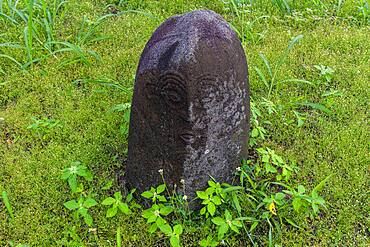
top-left (158, 71), bottom-right (187, 91)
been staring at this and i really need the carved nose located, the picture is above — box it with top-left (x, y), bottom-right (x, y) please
top-left (180, 132), bottom-right (195, 145)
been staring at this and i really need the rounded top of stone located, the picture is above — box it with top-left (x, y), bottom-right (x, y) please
top-left (148, 9), bottom-right (236, 45)
top-left (138, 9), bottom-right (241, 73)
top-left (177, 9), bottom-right (226, 25)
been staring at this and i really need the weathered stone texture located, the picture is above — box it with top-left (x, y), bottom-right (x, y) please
top-left (126, 10), bottom-right (250, 199)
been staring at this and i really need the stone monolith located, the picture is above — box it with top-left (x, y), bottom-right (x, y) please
top-left (126, 10), bottom-right (250, 200)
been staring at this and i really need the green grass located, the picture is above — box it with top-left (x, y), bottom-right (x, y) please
top-left (0, 0), bottom-right (369, 246)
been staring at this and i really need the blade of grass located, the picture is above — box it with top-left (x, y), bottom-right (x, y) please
top-left (281, 78), bottom-right (313, 85)
top-left (0, 53), bottom-right (23, 68)
top-left (9, 0), bottom-right (27, 23)
top-left (0, 42), bottom-right (25, 49)
top-left (282, 0), bottom-right (291, 14)
top-left (269, 34), bottom-right (304, 98)
top-left (254, 66), bottom-right (270, 90)
top-left (2, 191), bottom-right (14, 219)
top-left (48, 41), bottom-right (91, 64)
top-left (259, 53), bottom-right (273, 79)
top-left (337, 0), bottom-right (343, 13)
top-left (22, 54), bottom-right (49, 69)
top-left (54, 0), bottom-right (68, 22)
top-left (268, 224), bottom-right (273, 247)
top-left (275, 34), bottom-right (304, 72)
top-left (299, 102), bottom-right (332, 115)
top-left (76, 15), bottom-right (88, 44)
top-left (26, 0), bottom-right (34, 64)
top-left (116, 227), bottom-right (122, 247)
top-left (312, 175), bottom-right (332, 194)
top-left (73, 78), bottom-right (133, 94)
top-left (0, 12), bottom-right (19, 24)
top-left (230, 0), bottom-right (241, 19)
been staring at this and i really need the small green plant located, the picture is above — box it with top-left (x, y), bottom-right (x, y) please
top-left (59, 225), bottom-right (83, 246)
top-left (256, 147), bottom-right (298, 181)
top-left (284, 175), bottom-right (331, 217)
top-left (59, 160), bottom-right (97, 242)
top-left (101, 190), bottom-right (133, 217)
top-left (249, 100), bottom-right (268, 147)
top-left (196, 180), bottom-right (226, 217)
top-left (75, 15), bottom-right (113, 46)
top-left (60, 161), bottom-right (93, 193)
top-left (234, 152), bottom-right (330, 245)
top-left (141, 202), bottom-right (174, 233)
top-left (140, 182), bottom-right (184, 247)
top-left (314, 64), bottom-right (335, 84)
top-left (109, 102), bottom-right (131, 136)
top-left (199, 235), bottom-right (219, 247)
top-left (211, 209), bottom-right (242, 240)
top-left (27, 116), bottom-right (62, 140)
top-left (141, 184), bottom-right (167, 203)
top-left (158, 224), bottom-right (183, 247)
top-left (2, 190), bottom-right (14, 219)
top-left (63, 196), bottom-right (98, 226)
top-left (243, 148), bottom-right (297, 183)
top-left (262, 192), bottom-right (286, 216)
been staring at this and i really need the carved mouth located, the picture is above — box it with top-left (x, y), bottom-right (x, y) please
top-left (179, 132), bottom-right (195, 145)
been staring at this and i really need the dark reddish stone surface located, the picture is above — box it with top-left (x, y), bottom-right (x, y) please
top-left (125, 10), bottom-right (250, 200)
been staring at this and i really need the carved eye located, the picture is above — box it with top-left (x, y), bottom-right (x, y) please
top-left (166, 89), bottom-right (182, 103)
top-left (162, 82), bottom-right (184, 104)
top-left (159, 71), bottom-right (187, 109)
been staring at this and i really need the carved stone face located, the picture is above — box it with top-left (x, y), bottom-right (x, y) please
top-left (126, 10), bottom-right (250, 200)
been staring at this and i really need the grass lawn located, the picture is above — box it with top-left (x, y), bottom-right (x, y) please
top-left (0, 0), bottom-right (369, 246)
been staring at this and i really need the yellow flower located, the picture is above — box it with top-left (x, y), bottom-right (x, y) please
top-left (268, 202), bottom-right (277, 215)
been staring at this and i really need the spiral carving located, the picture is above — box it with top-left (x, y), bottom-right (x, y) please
top-left (158, 71), bottom-right (187, 111)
